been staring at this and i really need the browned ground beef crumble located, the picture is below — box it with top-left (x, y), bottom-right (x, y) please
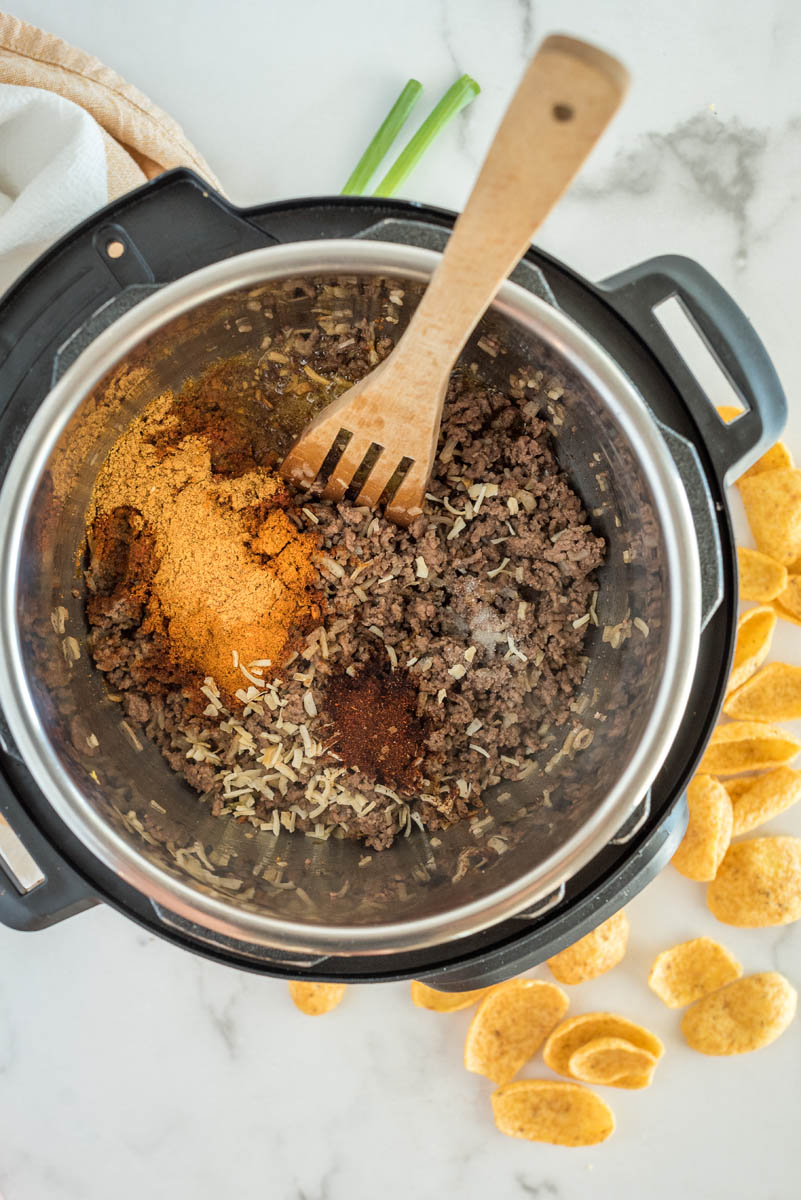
top-left (85, 318), bottom-right (604, 850)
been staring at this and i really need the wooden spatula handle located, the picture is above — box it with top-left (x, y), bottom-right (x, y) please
top-left (281, 35), bottom-right (629, 525)
top-left (393, 35), bottom-right (629, 381)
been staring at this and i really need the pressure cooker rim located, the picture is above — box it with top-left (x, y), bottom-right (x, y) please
top-left (0, 240), bottom-right (702, 955)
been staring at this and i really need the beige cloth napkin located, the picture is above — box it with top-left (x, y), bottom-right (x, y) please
top-left (0, 13), bottom-right (222, 294)
top-left (0, 12), bottom-right (220, 197)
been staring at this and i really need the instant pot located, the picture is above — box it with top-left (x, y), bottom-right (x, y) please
top-left (0, 169), bottom-right (786, 986)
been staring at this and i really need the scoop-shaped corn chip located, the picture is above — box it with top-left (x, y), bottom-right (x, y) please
top-left (648, 937), bottom-right (742, 1008)
top-left (726, 605), bottom-right (777, 694)
top-left (728, 766), bottom-right (801, 835)
top-left (707, 836), bottom-right (801, 926)
top-left (546, 911), bottom-right (629, 986)
top-left (698, 721), bottom-right (801, 775)
top-left (464, 978), bottom-right (568, 1084)
top-left (681, 972), bottom-right (797, 1055)
top-left (777, 574), bottom-right (801, 620)
top-left (491, 1079), bottom-right (615, 1146)
top-left (775, 601), bottom-right (801, 626)
top-left (288, 980), bottom-right (347, 1015)
top-left (716, 405), bottom-right (743, 423)
top-left (741, 441), bottom-right (794, 478)
top-left (737, 549), bottom-right (788, 604)
top-left (543, 1013), bottom-right (663, 1079)
top-left (672, 775), bottom-right (732, 881)
top-left (567, 1036), bottom-right (657, 1089)
top-left (410, 981), bottom-right (494, 1012)
top-left (724, 776), bottom-right (758, 801)
top-left (725, 662), bottom-right (801, 721)
top-left (738, 552), bottom-right (786, 609)
top-left (738, 468), bottom-right (801, 567)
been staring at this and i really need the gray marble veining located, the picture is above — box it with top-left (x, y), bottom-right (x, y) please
top-left (573, 111), bottom-right (768, 269)
top-left (0, 2), bottom-right (800, 1199)
top-left (515, 1176), bottom-right (561, 1197)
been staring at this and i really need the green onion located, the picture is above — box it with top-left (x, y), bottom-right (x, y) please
top-left (373, 74), bottom-right (480, 198)
top-left (341, 79), bottom-right (423, 196)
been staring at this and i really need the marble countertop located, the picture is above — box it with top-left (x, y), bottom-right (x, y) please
top-left (2, 1), bottom-right (801, 1197)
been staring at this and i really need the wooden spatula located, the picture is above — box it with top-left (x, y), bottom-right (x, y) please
top-left (281, 34), bottom-right (629, 524)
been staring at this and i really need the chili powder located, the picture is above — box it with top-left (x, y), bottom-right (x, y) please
top-left (326, 661), bottom-right (428, 794)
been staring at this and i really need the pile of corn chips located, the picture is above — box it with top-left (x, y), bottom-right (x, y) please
top-left (677, 426), bottom-right (801, 931)
top-left (285, 423), bottom-right (800, 1148)
top-left (411, 929), bottom-right (665, 1146)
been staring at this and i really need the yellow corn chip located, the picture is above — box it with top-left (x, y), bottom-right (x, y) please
top-left (410, 981), bottom-right (494, 1012)
top-left (681, 972), bottom-right (797, 1055)
top-left (288, 980), bottom-right (347, 1016)
top-left (491, 1079), bottom-right (615, 1146)
top-left (777, 574), bottom-right (801, 620)
top-left (738, 468), bottom-right (801, 566)
top-left (737, 548), bottom-right (788, 604)
top-left (567, 1037), bottom-right (657, 1089)
top-left (725, 662), bottom-right (801, 721)
top-left (726, 605), bottom-right (777, 694)
top-left (741, 441), bottom-right (794, 478)
top-left (724, 776), bottom-right (759, 802)
top-left (543, 1013), bottom-right (664, 1079)
top-left (775, 600), bottom-right (801, 626)
top-left (729, 766), bottom-right (801, 835)
top-left (648, 937), bottom-right (742, 1008)
top-left (546, 911), bottom-right (629, 986)
top-left (464, 978), bottom-right (568, 1084)
top-left (697, 721), bottom-right (801, 775)
top-left (707, 835), bottom-right (801, 926)
top-left (716, 405), bottom-right (743, 423)
top-left (671, 775), bottom-right (732, 881)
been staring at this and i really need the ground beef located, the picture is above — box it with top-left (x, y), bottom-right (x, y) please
top-left (85, 303), bottom-right (604, 850)
top-left (85, 506), bottom-right (157, 629)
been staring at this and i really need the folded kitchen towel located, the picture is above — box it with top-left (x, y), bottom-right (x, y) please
top-left (0, 12), bottom-right (219, 296)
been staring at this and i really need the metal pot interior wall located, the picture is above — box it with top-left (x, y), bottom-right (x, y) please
top-left (11, 265), bottom-right (678, 948)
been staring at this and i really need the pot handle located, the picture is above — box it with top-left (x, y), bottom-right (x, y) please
top-left (0, 172), bottom-right (275, 435)
top-left (599, 254), bottom-right (786, 484)
top-left (0, 769), bottom-right (96, 930)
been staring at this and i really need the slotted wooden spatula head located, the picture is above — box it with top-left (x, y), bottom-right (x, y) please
top-left (281, 35), bottom-right (629, 524)
top-left (281, 348), bottom-right (451, 524)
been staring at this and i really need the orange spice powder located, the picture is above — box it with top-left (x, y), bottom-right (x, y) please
top-left (87, 388), bottom-right (318, 698)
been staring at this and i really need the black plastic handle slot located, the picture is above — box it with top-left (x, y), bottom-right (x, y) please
top-left (0, 770), bottom-right (96, 931)
top-left (600, 254), bottom-right (787, 485)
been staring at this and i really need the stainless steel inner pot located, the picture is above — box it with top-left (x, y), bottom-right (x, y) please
top-left (0, 241), bottom-right (701, 956)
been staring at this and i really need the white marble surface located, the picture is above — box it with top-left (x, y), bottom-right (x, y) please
top-left (2, 1), bottom-right (801, 1197)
